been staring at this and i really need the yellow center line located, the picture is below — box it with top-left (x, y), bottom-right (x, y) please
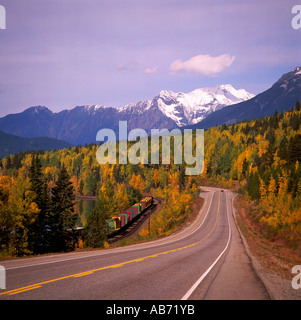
top-left (8, 286), bottom-right (42, 296)
top-left (1, 191), bottom-right (221, 297)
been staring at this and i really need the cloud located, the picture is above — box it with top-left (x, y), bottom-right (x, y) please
top-left (144, 66), bottom-right (158, 74)
top-left (169, 54), bottom-right (236, 76)
top-left (117, 61), bottom-right (139, 72)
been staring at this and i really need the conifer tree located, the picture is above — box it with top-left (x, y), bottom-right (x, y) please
top-left (29, 155), bottom-right (43, 200)
top-left (83, 187), bottom-right (112, 248)
top-left (51, 163), bottom-right (76, 251)
top-left (29, 154), bottom-right (52, 253)
top-left (83, 206), bottom-right (108, 248)
top-left (242, 157), bottom-right (248, 178)
top-left (247, 171), bottom-right (260, 200)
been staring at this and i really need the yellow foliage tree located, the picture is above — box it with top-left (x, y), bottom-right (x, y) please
top-left (153, 169), bottom-right (159, 188)
top-left (268, 176), bottom-right (277, 205)
top-left (129, 173), bottom-right (145, 194)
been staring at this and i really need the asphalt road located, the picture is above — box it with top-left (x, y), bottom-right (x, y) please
top-left (0, 187), bottom-right (269, 300)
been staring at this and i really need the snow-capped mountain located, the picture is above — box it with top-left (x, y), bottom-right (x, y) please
top-left (196, 66), bottom-right (301, 129)
top-left (140, 85), bottom-right (254, 126)
top-left (1, 67), bottom-right (299, 147)
top-left (113, 84), bottom-right (254, 130)
top-left (0, 83), bottom-right (262, 146)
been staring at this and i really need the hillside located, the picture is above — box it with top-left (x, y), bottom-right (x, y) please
top-left (202, 102), bottom-right (301, 245)
top-left (0, 130), bottom-right (72, 158)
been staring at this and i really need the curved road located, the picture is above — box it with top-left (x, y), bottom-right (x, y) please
top-left (0, 187), bottom-right (269, 300)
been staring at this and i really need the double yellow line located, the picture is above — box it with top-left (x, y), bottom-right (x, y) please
top-left (1, 191), bottom-right (221, 297)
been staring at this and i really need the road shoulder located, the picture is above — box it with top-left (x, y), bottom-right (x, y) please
top-left (203, 191), bottom-right (270, 300)
top-left (233, 195), bottom-right (301, 300)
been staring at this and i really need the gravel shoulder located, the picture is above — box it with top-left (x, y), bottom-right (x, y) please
top-left (233, 194), bottom-right (301, 300)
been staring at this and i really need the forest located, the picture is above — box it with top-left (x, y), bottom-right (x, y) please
top-left (0, 102), bottom-right (300, 256)
top-left (0, 133), bottom-right (199, 256)
top-left (202, 102), bottom-right (301, 246)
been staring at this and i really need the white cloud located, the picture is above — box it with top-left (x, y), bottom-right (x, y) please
top-left (144, 66), bottom-right (158, 74)
top-left (169, 54), bottom-right (235, 76)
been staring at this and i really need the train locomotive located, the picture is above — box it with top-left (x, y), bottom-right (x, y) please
top-left (106, 196), bottom-right (153, 234)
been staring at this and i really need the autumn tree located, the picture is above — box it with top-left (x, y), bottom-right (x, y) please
top-left (153, 169), bottom-right (159, 188)
top-left (0, 176), bottom-right (40, 256)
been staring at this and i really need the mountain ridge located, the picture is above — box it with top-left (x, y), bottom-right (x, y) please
top-left (0, 67), bottom-right (300, 146)
top-left (193, 66), bottom-right (301, 129)
top-left (0, 130), bottom-right (72, 158)
top-left (0, 84), bottom-right (253, 145)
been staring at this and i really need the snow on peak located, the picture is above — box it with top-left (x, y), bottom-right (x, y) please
top-left (114, 84), bottom-right (254, 127)
top-left (158, 89), bottom-right (179, 100)
top-left (147, 84), bottom-right (253, 126)
top-left (28, 106), bottom-right (53, 115)
top-left (293, 66), bottom-right (301, 76)
top-left (83, 105), bottom-right (107, 113)
top-left (32, 106), bottom-right (48, 111)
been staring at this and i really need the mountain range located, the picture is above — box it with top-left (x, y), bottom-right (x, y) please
top-left (0, 85), bottom-right (253, 146)
top-left (0, 67), bottom-right (300, 148)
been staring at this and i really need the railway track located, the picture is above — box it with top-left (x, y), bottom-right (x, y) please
top-left (107, 199), bottom-right (160, 244)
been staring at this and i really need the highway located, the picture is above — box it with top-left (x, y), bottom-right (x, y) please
top-left (0, 187), bottom-right (269, 300)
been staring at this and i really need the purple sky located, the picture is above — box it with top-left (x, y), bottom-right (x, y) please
top-left (0, 0), bottom-right (300, 117)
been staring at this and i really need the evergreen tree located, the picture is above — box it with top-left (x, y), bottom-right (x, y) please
top-left (83, 208), bottom-right (108, 248)
top-left (247, 171), bottom-right (260, 200)
top-left (289, 134), bottom-right (301, 164)
top-left (78, 179), bottom-right (84, 195)
top-left (242, 157), bottom-right (249, 178)
top-left (83, 190), bottom-right (112, 248)
top-left (28, 155), bottom-right (52, 253)
top-left (278, 137), bottom-right (288, 162)
top-left (37, 182), bottom-right (53, 253)
top-left (84, 173), bottom-right (97, 195)
top-left (5, 156), bottom-right (12, 170)
top-left (51, 163), bottom-right (76, 252)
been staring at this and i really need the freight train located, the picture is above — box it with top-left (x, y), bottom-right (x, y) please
top-left (106, 196), bottom-right (153, 233)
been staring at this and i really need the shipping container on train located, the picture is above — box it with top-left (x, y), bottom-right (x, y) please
top-left (105, 197), bottom-right (153, 234)
top-left (119, 213), bottom-right (128, 227)
top-left (123, 210), bottom-right (132, 222)
top-left (128, 206), bottom-right (138, 218)
top-left (133, 203), bottom-right (141, 215)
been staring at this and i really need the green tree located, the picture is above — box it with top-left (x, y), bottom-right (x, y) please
top-left (242, 157), bottom-right (248, 178)
top-left (247, 171), bottom-right (260, 200)
top-left (289, 134), bottom-right (301, 164)
top-left (83, 193), bottom-right (111, 248)
top-left (125, 185), bottom-right (142, 206)
top-left (51, 163), bottom-right (76, 252)
top-left (28, 155), bottom-right (53, 253)
top-left (78, 179), bottom-right (84, 195)
top-left (84, 173), bottom-right (97, 195)
top-left (278, 137), bottom-right (288, 162)
top-left (83, 209), bottom-right (108, 248)
top-left (29, 155), bottom-right (43, 195)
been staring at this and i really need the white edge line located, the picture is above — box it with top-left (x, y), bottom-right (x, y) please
top-left (181, 190), bottom-right (232, 300)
